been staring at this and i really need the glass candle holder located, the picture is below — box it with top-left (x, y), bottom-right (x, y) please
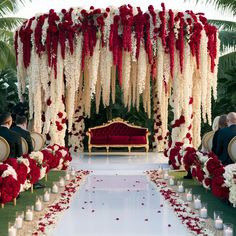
top-left (223, 224), bottom-right (233, 236)
top-left (199, 203), bottom-right (208, 219)
top-left (8, 222), bottom-right (17, 236)
top-left (35, 196), bottom-right (43, 212)
top-left (43, 188), bottom-right (51, 202)
top-left (163, 170), bottom-right (169, 180)
top-left (214, 211), bottom-right (223, 230)
top-left (193, 194), bottom-right (202, 209)
top-left (185, 188), bottom-right (193, 202)
top-left (65, 171), bottom-right (70, 181)
top-left (25, 206), bottom-right (34, 221)
top-left (15, 211), bottom-right (24, 229)
top-left (70, 167), bottom-right (76, 177)
top-left (169, 176), bottom-right (175, 186)
top-left (177, 181), bottom-right (184, 193)
top-left (59, 176), bottom-right (65, 187)
top-left (52, 182), bottom-right (59, 193)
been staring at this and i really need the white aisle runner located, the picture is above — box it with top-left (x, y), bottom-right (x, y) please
top-left (52, 174), bottom-right (190, 236)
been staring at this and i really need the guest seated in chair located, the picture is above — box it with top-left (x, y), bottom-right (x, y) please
top-left (215, 112), bottom-right (236, 165)
top-left (212, 114), bottom-right (227, 155)
top-left (11, 115), bottom-right (33, 154)
top-left (0, 112), bottom-right (23, 158)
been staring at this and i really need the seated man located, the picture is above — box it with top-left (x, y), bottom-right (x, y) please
top-left (215, 112), bottom-right (236, 165)
top-left (11, 115), bottom-right (33, 154)
top-left (0, 112), bottom-right (23, 158)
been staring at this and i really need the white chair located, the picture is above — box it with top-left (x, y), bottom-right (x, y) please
top-left (21, 137), bottom-right (28, 155)
top-left (31, 132), bottom-right (45, 151)
top-left (202, 131), bottom-right (215, 152)
top-left (228, 136), bottom-right (236, 163)
top-left (0, 136), bottom-right (10, 162)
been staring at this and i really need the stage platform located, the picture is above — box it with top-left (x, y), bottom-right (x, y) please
top-left (71, 152), bottom-right (169, 172)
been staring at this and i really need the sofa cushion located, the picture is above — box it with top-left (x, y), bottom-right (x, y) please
top-left (91, 137), bottom-right (107, 145)
top-left (108, 136), bottom-right (130, 145)
top-left (130, 136), bottom-right (147, 145)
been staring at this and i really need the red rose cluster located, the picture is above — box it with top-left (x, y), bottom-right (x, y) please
top-left (0, 144), bottom-right (72, 204)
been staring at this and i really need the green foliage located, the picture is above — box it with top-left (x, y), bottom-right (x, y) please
top-left (188, 0), bottom-right (236, 16)
top-left (0, 0), bottom-right (29, 70)
top-left (0, 68), bottom-right (19, 113)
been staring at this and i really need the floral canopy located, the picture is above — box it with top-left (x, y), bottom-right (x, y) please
top-left (15, 4), bottom-right (219, 153)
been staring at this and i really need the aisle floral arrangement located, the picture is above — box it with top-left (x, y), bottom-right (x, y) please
top-left (15, 4), bottom-right (219, 152)
top-left (0, 144), bottom-right (72, 204)
top-left (167, 144), bottom-right (236, 207)
top-left (147, 170), bottom-right (214, 236)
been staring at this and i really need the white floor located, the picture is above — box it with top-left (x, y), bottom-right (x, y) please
top-left (70, 152), bottom-right (169, 171)
top-left (53, 173), bottom-right (190, 236)
top-left (52, 153), bottom-right (189, 236)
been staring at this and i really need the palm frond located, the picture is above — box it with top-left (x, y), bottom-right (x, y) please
top-left (0, 41), bottom-right (16, 69)
top-left (219, 31), bottom-right (236, 53)
top-left (218, 51), bottom-right (236, 77)
top-left (185, 0), bottom-right (236, 16)
top-left (0, 0), bottom-right (30, 16)
top-left (0, 29), bottom-right (13, 42)
top-left (0, 17), bottom-right (26, 30)
top-left (208, 19), bottom-right (236, 31)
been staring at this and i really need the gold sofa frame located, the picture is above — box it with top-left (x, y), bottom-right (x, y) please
top-left (86, 118), bottom-right (150, 153)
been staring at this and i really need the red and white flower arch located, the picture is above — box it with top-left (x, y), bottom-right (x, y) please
top-left (15, 4), bottom-right (219, 152)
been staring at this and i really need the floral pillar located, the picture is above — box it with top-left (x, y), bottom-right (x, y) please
top-left (68, 105), bottom-right (85, 153)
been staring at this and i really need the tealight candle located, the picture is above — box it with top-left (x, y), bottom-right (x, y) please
top-left (70, 167), bottom-right (76, 177)
top-left (15, 216), bottom-right (23, 229)
top-left (59, 177), bottom-right (65, 187)
top-left (52, 182), bottom-right (59, 194)
top-left (169, 176), bottom-right (175, 186)
top-left (215, 216), bottom-right (223, 230)
top-left (157, 166), bottom-right (163, 176)
top-left (43, 190), bottom-right (50, 202)
top-left (35, 198), bottom-right (42, 212)
top-left (193, 195), bottom-right (202, 209)
top-left (200, 206), bottom-right (207, 219)
top-left (65, 172), bottom-right (70, 181)
top-left (25, 208), bottom-right (33, 221)
top-left (8, 223), bottom-right (17, 236)
top-left (177, 181), bottom-right (184, 193)
top-left (185, 189), bottom-right (193, 202)
top-left (223, 224), bottom-right (233, 236)
top-left (163, 171), bottom-right (169, 180)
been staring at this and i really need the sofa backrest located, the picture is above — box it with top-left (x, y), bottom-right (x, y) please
top-left (90, 122), bottom-right (147, 137)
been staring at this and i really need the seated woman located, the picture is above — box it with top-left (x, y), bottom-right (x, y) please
top-left (212, 114), bottom-right (227, 154)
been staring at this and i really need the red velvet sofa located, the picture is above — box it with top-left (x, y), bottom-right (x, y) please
top-left (86, 118), bottom-right (150, 152)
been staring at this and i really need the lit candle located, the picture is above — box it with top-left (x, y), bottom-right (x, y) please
top-left (70, 169), bottom-right (76, 176)
top-left (169, 177), bottom-right (175, 186)
top-left (200, 207), bottom-right (208, 218)
top-left (224, 227), bottom-right (233, 236)
top-left (43, 191), bottom-right (50, 202)
top-left (215, 216), bottom-right (223, 230)
top-left (163, 171), bottom-right (169, 180)
top-left (59, 177), bottom-right (65, 187)
top-left (35, 199), bottom-right (42, 211)
top-left (15, 216), bottom-right (23, 229)
top-left (8, 226), bottom-right (16, 236)
top-left (157, 167), bottom-right (163, 176)
top-left (194, 198), bottom-right (201, 209)
top-left (186, 193), bottom-right (193, 202)
top-left (25, 209), bottom-right (33, 221)
top-left (52, 183), bottom-right (59, 193)
top-left (178, 184), bottom-right (184, 193)
top-left (65, 173), bottom-right (70, 181)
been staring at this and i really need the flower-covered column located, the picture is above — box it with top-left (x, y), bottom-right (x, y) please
top-left (68, 105), bottom-right (85, 153)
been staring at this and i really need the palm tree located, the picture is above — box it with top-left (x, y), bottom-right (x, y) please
top-left (188, 0), bottom-right (236, 72)
top-left (0, 0), bottom-right (29, 70)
